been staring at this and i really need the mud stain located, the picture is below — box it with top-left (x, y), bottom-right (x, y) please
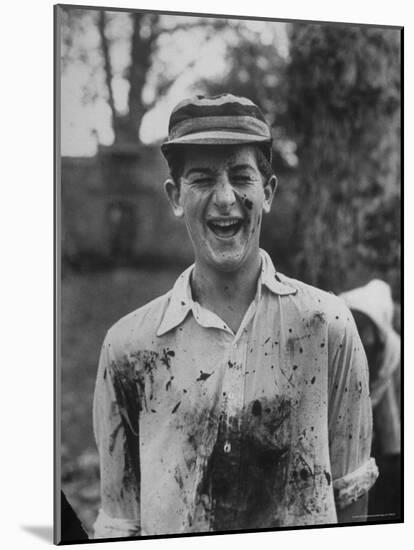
top-left (172, 401), bottom-right (181, 414)
top-left (196, 370), bottom-right (214, 382)
top-left (290, 451), bottom-right (314, 489)
top-left (108, 359), bottom-right (141, 495)
top-left (109, 421), bottom-right (122, 454)
top-left (165, 376), bottom-right (174, 391)
top-left (161, 348), bottom-right (175, 371)
top-left (178, 393), bottom-right (299, 531)
top-left (243, 197), bottom-right (253, 210)
top-left (206, 395), bottom-right (293, 530)
top-left (130, 350), bottom-right (159, 401)
top-left (303, 311), bottom-right (326, 330)
top-left (279, 366), bottom-right (296, 388)
top-left (286, 334), bottom-right (312, 354)
top-left (227, 361), bottom-right (242, 370)
top-left (252, 400), bottom-right (262, 416)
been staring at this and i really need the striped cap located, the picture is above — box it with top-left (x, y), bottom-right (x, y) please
top-left (161, 94), bottom-right (272, 159)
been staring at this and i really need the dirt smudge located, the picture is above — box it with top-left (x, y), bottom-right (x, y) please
top-left (252, 400), bottom-right (262, 416)
top-left (172, 401), bottom-right (181, 414)
top-left (196, 370), bottom-right (214, 382)
top-left (243, 197), bottom-right (253, 210)
top-left (161, 348), bottom-right (175, 371)
top-left (108, 359), bottom-right (141, 496)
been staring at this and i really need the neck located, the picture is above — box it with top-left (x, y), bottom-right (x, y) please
top-left (191, 252), bottom-right (262, 330)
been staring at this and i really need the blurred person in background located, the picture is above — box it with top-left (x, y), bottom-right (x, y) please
top-left (92, 94), bottom-right (378, 538)
top-left (341, 280), bottom-right (401, 518)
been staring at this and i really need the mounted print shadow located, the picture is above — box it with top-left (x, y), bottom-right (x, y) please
top-left (54, 3), bottom-right (402, 544)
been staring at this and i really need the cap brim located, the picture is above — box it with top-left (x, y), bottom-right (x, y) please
top-left (161, 131), bottom-right (271, 155)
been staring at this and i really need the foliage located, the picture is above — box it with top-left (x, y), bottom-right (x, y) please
top-left (198, 23), bottom-right (296, 170)
top-left (286, 24), bottom-right (401, 295)
top-left (60, 8), bottom-right (401, 298)
top-left (60, 7), bottom-right (230, 144)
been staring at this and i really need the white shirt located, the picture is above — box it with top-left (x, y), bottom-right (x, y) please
top-left (93, 250), bottom-right (378, 538)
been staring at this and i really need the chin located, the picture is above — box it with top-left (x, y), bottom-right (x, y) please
top-left (207, 249), bottom-right (247, 272)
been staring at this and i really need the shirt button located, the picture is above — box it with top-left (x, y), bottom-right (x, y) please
top-left (224, 441), bottom-right (231, 453)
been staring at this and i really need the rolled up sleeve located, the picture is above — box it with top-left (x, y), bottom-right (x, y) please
top-left (93, 332), bottom-right (141, 538)
top-left (328, 310), bottom-right (378, 511)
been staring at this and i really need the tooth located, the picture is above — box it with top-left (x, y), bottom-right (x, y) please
top-left (214, 220), bottom-right (238, 227)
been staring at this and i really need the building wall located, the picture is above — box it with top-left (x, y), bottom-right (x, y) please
top-left (61, 145), bottom-right (194, 268)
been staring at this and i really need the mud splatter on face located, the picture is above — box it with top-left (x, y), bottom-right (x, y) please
top-left (243, 197), bottom-right (253, 210)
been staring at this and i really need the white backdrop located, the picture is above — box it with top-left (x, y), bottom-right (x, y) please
top-left (0, 0), bottom-right (409, 548)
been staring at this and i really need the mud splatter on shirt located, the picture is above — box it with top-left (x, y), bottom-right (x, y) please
top-left (93, 249), bottom-right (376, 538)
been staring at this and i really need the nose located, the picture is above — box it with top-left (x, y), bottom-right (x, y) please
top-left (213, 175), bottom-right (236, 210)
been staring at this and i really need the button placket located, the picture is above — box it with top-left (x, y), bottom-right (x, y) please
top-left (221, 336), bottom-right (247, 454)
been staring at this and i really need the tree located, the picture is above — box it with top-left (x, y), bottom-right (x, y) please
top-left (60, 7), bottom-right (229, 145)
top-left (286, 24), bottom-right (401, 294)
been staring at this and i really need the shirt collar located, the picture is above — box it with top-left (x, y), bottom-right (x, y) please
top-left (156, 266), bottom-right (194, 336)
top-left (156, 249), bottom-right (296, 336)
top-left (259, 249), bottom-right (298, 296)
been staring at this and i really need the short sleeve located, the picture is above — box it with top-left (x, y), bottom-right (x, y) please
top-left (327, 311), bottom-right (378, 509)
top-left (92, 332), bottom-right (141, 538)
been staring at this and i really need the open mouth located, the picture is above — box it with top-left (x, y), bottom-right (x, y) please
top-left (206, 218), bottom-right (244, 239)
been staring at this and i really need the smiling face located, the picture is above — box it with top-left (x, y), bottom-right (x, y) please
top-left (165, 144), bottom-right (277, 274)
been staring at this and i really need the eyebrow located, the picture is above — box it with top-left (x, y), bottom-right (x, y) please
top-left (184, 164), bottom-right (255, 178)
top-left (228, 164), bottom-right (255, 172)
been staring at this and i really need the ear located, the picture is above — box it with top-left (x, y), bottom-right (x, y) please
top-left (164, 178), bottom-right (184, 218)
top-left (263, 175), bottom-right (278, 214)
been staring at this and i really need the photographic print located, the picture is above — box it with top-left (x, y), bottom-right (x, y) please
top-left (54, 4), bottom-right (402, 544)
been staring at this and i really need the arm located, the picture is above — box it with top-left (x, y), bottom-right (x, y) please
top-left (92, 333), bottom-right (141, 538)
top-left (328, 310), bottom-right (378, 523)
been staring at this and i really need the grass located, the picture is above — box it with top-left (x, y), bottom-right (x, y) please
top-left (60, 266), bottom-right (181, 536)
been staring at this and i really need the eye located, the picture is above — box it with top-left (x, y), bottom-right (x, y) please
top-left (192, 178), bottom-right (215, 187)
top-left (194, 178), bottom-right (213, 184)
top-left (232, 175), bottom-right (252, 185)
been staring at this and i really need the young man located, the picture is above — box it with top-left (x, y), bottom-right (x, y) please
top-left (93, 94), bottom-right (378, 538)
